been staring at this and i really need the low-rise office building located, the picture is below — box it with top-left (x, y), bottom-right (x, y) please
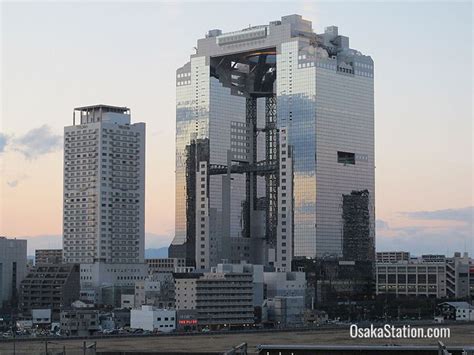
top-left (60, 308), bottom-right (100, 336)
top-left (121, 294), bottom-right (135, 309)
top-left (130, 306), bottom-right (176, 332)
top-left (263, 296), bottom-right (305, 327)
top-left (32, 309), bottom-right (52, 326)
top-left (376, 252), bottom-right (472, 299)
top-left (175, 271), bottom-right (254, 329)
top-left (79, 263), bottom-right (148, 307)
top-left (134, 273), bottom-right (175, 309)
top-left (376, 259), bottom-right (447, 298)
top-left (376, 251), bottom-right (410, 263)
top-left (264, 271), bottom-right (307, 299)
top-left (146, 258), bottom-right (186, 274)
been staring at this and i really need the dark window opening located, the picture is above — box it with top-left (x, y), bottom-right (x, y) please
top-left (338, 151), bottom-right (355, 165)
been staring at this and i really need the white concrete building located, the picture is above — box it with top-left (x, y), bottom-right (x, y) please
top-left (130, 306), bottom-right (176, 332)
top-left (32, 309), bottom-right (52, 325)
top-left (63, 105), bottom-right (146, 264)
top-left (376, 252), bottom-right (473, 298)
top-left (456, 306), bottom-right (474, 321)
top-left (0, 237), bottom-right (27, 306)
top-left (63, 105), bottom-right (147, 304)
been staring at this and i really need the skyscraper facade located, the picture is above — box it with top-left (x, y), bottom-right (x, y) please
top-left (63, 105), bottom-right (146, 264)
top-left (170, 15), bottom-right (375, 270)
top-left (0, 237), bottom-right (27, 307)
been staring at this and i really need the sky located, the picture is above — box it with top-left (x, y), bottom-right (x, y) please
top-left (0, 1), bottom-right (472, 256)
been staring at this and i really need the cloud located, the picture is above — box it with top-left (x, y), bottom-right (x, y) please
top-left (6, 174), bottom-right (29, 188)
top-left (0, 133), bottom-right (8, 153)
top-left (402, 206), bottom-right (473, 223)
top-left (7, 180), bottom-right (19, 187)
top-left (377, 206), bottom-right (474, 256)
top-left (12, 125), bottom-right (62, 159)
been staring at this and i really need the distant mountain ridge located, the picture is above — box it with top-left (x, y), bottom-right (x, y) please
top-left (29, 247), bottom-right (169, 263)
top-left (144, 247), bottom-right (168, 259)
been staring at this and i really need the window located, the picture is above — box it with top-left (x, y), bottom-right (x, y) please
top-left (338, 151), bottom-right (355, 165)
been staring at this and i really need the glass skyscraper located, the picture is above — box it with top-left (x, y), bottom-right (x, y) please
top-left (170, 15), bottom-right (375, 271)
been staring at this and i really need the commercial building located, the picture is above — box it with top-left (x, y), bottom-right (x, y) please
top-left (174, 271), bottom-right (254, 329)
top-left (63, 105), bottom-right (147, 304)
top-left (60, 308), bottom-right (100, 336)
top-left (293, 257), bottom-right (374, 305)
top-left (264, 271), bottom-right (306, 299)
top-left (121, 294), bottom-right (134, 309)
top-left (263, 296), bottom-right (305, 326)
top-left (19, 264), bottom-right (80, 320)
top-left (130, 306), bottom-right (176, 332)
top-left (99, 309), bottom-right (130, 330)
top-left (215, 263), bottom-right (264, 307)
top-left (376, 252), bottom-right (472, 299)
top-left (79, 263), bottom-right (148, 306)
top-left (35, 249), bottom-right (63, 265)
top-left (446, 252), bottom-right (471, 299)
top-left (32, 309), bottom-right (52, 326)
top-left (376, 252), bottom-right (410, 263)
top-left (0, 237), bottom-right (27, 307)
top-left (176, 309), bottom-right (198, 331)
top-left (170, 14), bottom-right (375, 270)
top-left (134, 273), bottom-right (175, 309)
top-left (146, 258), bottom-right (186, 274)
top-left (377, 259), bottom-right (446, 298)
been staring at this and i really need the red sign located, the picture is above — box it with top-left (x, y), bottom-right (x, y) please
top-left (178, 319), bottom-right (197, 325)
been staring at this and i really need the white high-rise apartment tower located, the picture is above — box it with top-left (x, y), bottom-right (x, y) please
top-left (63, 105), bottom-right (145, 265)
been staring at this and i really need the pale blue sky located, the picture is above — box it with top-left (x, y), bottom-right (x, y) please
top-left (1, 1), bottom-right (472, 255)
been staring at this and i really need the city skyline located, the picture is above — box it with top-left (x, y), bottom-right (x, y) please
top-left (1, 1), bottom-right (472, 256)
